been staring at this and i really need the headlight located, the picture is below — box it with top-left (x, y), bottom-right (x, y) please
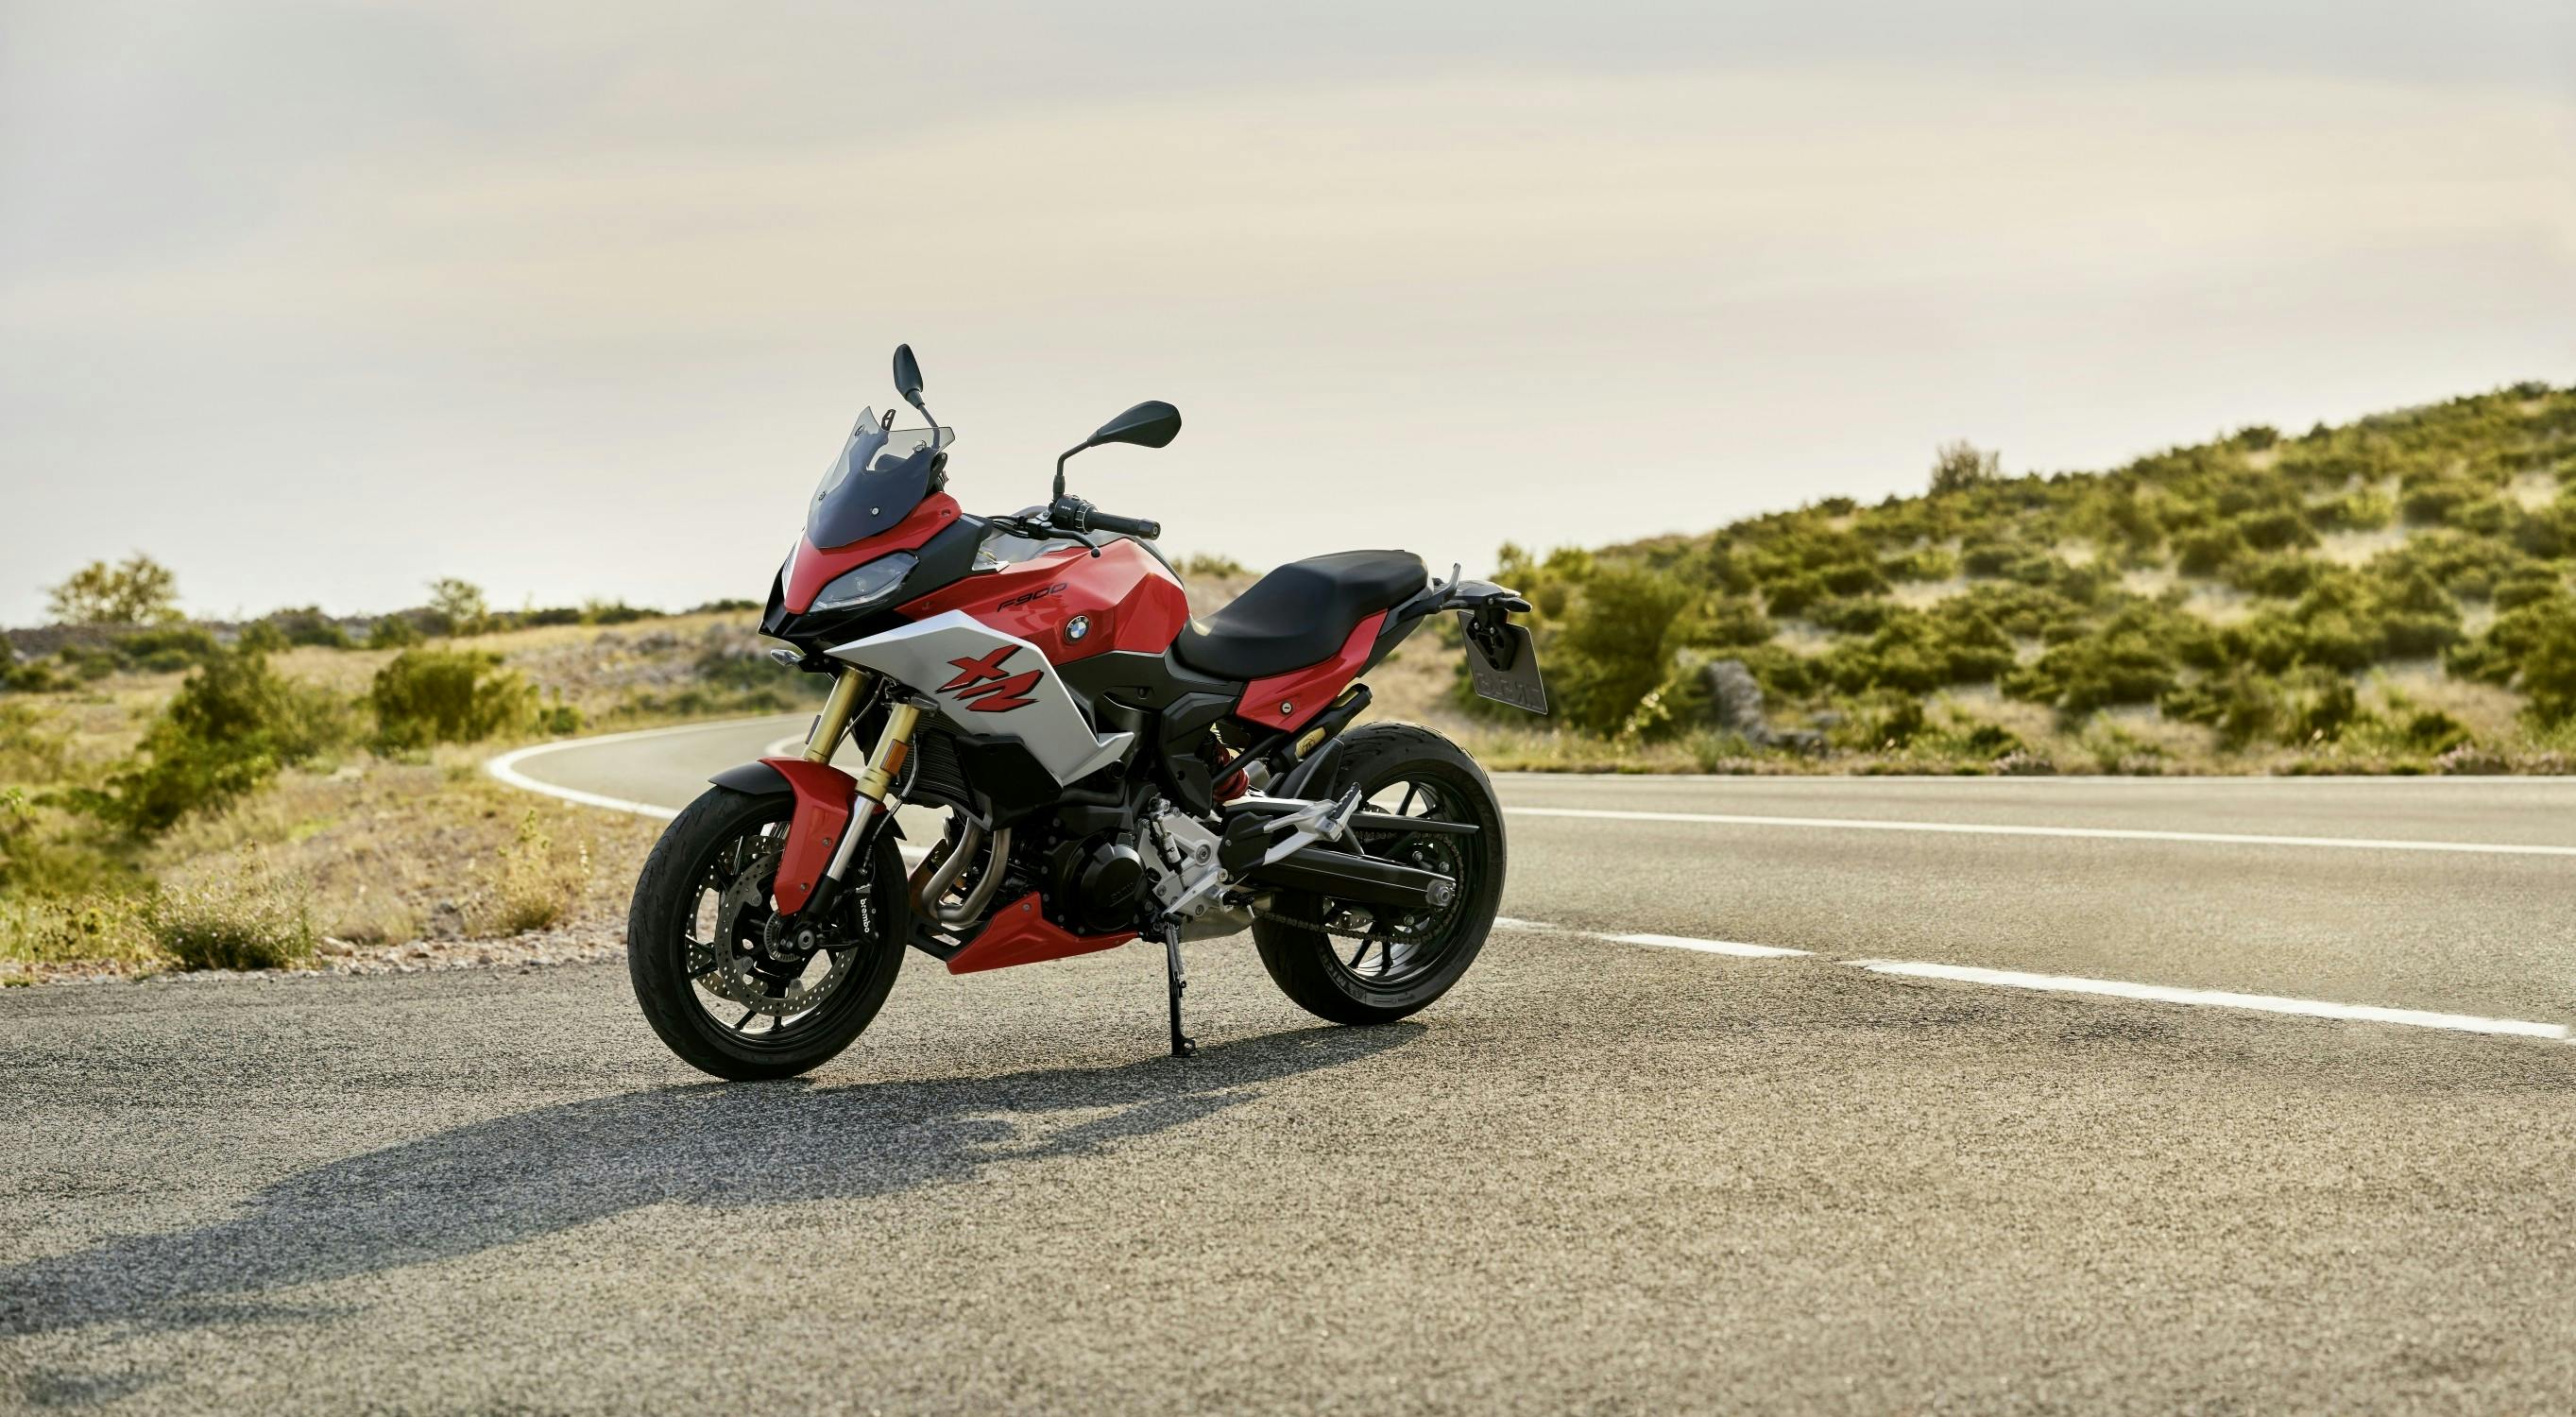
top-left (810, 552), bottom-right (916, 612)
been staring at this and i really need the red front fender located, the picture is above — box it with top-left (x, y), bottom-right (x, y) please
top-left (759, 757), bottom-right (857, 915)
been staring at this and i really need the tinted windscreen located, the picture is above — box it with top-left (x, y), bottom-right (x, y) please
top-left (806, 416), bottom-right (951, 548)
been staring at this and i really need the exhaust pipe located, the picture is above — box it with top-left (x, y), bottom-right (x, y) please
top-left (910, 819), bottom-right (1013, 927)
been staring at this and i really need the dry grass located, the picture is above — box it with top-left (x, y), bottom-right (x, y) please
top-left (159, 750), bottom-right (654, 947)
top-left (153, 846), bottom-right (316, 970)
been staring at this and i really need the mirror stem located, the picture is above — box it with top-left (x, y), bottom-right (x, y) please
top-left (1053, 444), bottom-right (1085, 504)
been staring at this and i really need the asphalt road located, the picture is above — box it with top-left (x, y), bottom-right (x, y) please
top-left (7, 716), bottom-right (2575, 1413)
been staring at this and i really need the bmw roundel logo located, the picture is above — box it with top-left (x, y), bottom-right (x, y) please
top-left (1065, 615), bottom-right (1091, 642)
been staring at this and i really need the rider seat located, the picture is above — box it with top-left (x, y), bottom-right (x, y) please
top-left (1173, 550), bottom-right (1427, 681)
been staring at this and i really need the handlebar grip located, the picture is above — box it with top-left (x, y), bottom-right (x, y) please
top-left (1087, 509), bottom-right (1161, 539)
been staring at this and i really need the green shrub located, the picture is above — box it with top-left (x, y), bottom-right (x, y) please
top-left (371, 648), bottom-right (536, 749)
top-left (2161, 668), bottom-right (2281, 748)
top-left (582, 599), bottom-right (663, 626)
top-left (154, 850), bottom-right (315, 970)
top-left (266, 606), bottom-right (353, 649)
top-left (1671, 595), bottom-right (1773, 650)
top-left (2234, 508), bottom-right (2316, 553)
top-left (2226, 554), bottom-right (2328, 598)
top-left (2285, 672), bottom-right (2365, 743)
top-left (1548, 566), bottom-right (1696, 734)
top-left (2399, 479), bottom-right (2478, 525)
top-left (2002, 610), bottom-right (2183, 714)
top-left (1832, 692), bottom-right (1927, 750)
top-left (2519, 598), bottom-right (2576, 726)
top-left (1882, 547), bottom-right (1958, 582)
top-left (367, 614), bottom-right (423, 649)
top-left (2400, 709), bottom-right (2471, 753)
top-left (117, 625), bottom-right (220, 674)
top-left (2175, 525), bottom-right (2248, 576)
top-left (2306, 491), bottom-right (2396, 533)
top-left (2495, 567), bottom-right (2567, 611)
top-left (78, 642), bottom-right (348, 834)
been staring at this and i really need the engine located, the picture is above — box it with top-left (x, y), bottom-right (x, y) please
top-left (1045, 830), bottom-right (1147, 934)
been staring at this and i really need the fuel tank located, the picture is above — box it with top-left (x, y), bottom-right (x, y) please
top-left (897, 538), bottom-right (1187, 666)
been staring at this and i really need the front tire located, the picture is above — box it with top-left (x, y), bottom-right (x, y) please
top-left (626, 784), bottom-right (908, 1080)
top-left (1252, 723), bottom-right (1506, 1026)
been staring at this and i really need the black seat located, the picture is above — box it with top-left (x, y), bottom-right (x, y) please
top-left (1174, 550), bottom-right (1427, 680)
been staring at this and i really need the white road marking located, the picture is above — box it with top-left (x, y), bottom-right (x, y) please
top-left (483, 726), bottom-right (732, 820)
top-left (1493, 918), bottom-right (2567, 1041)
top-left (1503, 807), bottom-right (2576, 858)
top-left (491, 721), bottom-right (2572, 1042)
top-left (490, 724), bottom-right (931, 860)
top-left (1843, 959), bottom-right (2572, 1040)
top-left (1595, 931), bottom-right (1810, 958)
top-left (1492, 917), bottom-right (1807, 958)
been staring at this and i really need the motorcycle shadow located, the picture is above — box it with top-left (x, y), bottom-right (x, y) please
top-left (1, 1022), bottom-right (1419, 1342)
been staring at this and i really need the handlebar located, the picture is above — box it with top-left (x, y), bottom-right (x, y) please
top-left (1046, 496), bottom-right (1161, 542)
top-left (1085, 508), bottom-right (1161, 539)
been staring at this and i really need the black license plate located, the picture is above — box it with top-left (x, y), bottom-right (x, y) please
top-left (1460, 616), bottom-right (1548, 714)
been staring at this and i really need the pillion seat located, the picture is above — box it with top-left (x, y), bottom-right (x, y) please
top-left (1173, 550), bottom-right (1428, 681)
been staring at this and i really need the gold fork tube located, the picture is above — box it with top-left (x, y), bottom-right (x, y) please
top-left (803, 670), bottom-right (871, 763)
top-left (853, 701), bottom-right (921, 805)
top-left (820, 698), bottom-right (922, 885)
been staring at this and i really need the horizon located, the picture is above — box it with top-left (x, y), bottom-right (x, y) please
top-left (6, 1), bottom-right (2572, 624)
top-left (5, 374), bottom-right (2564, 628)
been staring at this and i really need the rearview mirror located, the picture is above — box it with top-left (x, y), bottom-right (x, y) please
top-left (892, 344), bottom-right (925, 403)
top-left (1056, 400), bottom-right (1182, 501)
top-left (1084, 401), bottom-right (1182, 452)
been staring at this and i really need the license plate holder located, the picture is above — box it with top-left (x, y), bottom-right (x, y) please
top-left (1459, 615), bottom-right (1548, 714)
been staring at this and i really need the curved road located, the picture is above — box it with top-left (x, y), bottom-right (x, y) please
top-left (6, 716), bottom-right (2574, 1411)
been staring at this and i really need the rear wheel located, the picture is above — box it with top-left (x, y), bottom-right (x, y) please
top-left (1252, 723), bottom-right (1506, 1025)
top-left (626, 785), bottom-right (907, 1080)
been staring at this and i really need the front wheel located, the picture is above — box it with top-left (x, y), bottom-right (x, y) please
top-left (1252, 723), bottom-right (1507, 1025)
top-left (626, 785), bottom-right (908, 1080)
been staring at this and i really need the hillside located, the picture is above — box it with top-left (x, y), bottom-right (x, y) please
top-left (1442, 382), bottom-right (2576, 775)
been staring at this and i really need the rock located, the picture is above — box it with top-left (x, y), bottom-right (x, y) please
top-left (1699, 659), bottom-right (1770, 741)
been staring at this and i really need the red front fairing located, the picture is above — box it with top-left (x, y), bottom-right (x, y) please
top-left (781, 492), bottom-right (963, 614)
top-left (898, 538), bottom-right (1187, 665)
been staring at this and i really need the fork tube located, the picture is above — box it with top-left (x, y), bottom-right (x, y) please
top-left (803, 669), bottom-right (871, 763)
top-left (818, 698), bottom-right (922, 887)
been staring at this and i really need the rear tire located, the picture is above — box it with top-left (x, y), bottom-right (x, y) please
top-left (1252, 722), bottom-right (1506, 1025)
top-left (627, 785), bottom-right (908, 1080)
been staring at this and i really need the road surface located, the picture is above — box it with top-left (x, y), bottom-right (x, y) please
top-left (6, 714), bottom-right (2573, 1412)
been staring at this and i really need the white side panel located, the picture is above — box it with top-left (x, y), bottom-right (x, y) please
top-left (826, 609), bottom-right (1134, 784)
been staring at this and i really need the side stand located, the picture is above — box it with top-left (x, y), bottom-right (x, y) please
top-left (1159, 922), bottom-right (1196, 1058)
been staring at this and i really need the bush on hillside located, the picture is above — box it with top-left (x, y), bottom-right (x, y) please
top-left (265, 606), bottom-right (354, 648)
top-left (371, 648), bottom-right (535, 750)
top-left (77, 643), bottom-right (348, 834)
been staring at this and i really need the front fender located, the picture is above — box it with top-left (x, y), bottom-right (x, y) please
top-left (711, 758), bottom-right (856, 915)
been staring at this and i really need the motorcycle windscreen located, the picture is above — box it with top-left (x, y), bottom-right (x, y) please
top-left (807, 415), bottom-right (953, 549)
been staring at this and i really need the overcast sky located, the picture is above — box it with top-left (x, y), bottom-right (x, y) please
top-left (3, 1), bottom-right (2571, 623)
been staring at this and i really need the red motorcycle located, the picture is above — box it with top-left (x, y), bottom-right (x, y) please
top-left (627, 346), bottom-right (1545, 1078)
